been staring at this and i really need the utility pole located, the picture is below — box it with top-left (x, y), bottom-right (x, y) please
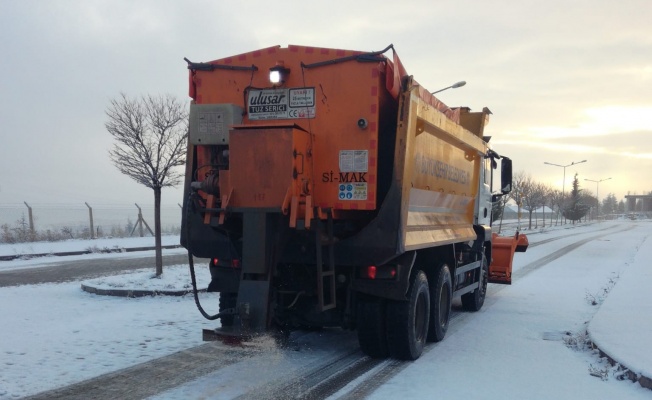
top-left (584, 177), bottom-right (612, 220)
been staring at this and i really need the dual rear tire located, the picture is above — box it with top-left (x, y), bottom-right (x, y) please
top-left (357, 265), bottom-right (452, 360)
top-left (386, 270), bottom-right (430, 360)
top-left (218, 292), bottom-right (237, 327)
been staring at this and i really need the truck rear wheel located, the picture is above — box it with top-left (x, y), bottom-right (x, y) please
top-left (461, 255), bottom-right (489, 312)
top-left (386, 270), bottom-right (430, 360)
top-left (427, 264), bottom-right (452, 342)
top-left (357, 295), bottom-right (389, 358)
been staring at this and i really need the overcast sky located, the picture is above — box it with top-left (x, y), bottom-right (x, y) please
top-left (1, 0), bottom-right (650, 208)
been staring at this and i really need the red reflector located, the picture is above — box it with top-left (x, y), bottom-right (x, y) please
top-left (232, 259), bottom-right (241, 268)
top-left (212, 258), bottom-right (219, 266)
top-left (390, 268), bottom-right (396, 278)
top-left (367, 266), bottom-right (377, 279)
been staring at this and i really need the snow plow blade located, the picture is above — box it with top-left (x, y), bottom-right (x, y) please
top-left (203, 327), bottom-right (253, 344)
top-left (489, 232), bottom-right (529, 284)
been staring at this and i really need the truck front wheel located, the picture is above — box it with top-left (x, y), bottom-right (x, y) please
top-left (461, 255), bottom-right (488, 312)
top-left (386, 270), bottom-right (430, 360)
top-left (427, 264), bottom-right (452, 342)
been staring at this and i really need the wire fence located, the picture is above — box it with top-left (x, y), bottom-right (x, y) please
top-left (0, 203), bottom-right (182, 243)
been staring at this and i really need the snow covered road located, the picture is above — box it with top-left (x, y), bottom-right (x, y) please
top-left (1, 221), bottom-right (651, 399)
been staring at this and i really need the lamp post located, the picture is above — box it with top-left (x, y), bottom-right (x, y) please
top-left (584, 177), bottom-right (611, 220)
top-left (431, 80), bottom-right (466, 95)
top-left (544, 159), bottom-right (587, 223)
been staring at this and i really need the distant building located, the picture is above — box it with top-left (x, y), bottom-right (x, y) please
top-left (624, 195), bottom-right (652, 212)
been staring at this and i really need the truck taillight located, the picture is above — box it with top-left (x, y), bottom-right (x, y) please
top-left (362, 265), bottom-right (397, 280)
top-left (212, 258), bottom-right (241, 268)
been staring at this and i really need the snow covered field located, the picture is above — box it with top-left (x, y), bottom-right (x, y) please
top-left (1, 221), bottom-right (651, 399)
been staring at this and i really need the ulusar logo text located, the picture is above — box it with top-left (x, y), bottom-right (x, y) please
top-left (249, 90), bottom-right (288, 113)
top-left (249, 91), bottom-right (286, 106)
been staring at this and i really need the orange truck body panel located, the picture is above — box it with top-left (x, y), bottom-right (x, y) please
top-left (191, 45), bottom-right (383, 212)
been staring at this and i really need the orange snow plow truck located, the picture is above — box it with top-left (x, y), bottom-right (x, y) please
top-left (181, 44), bottom-right (528, 360)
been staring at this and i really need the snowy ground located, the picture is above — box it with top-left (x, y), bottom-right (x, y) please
top-left (0, 235), bottom-right (182, 258)
top-left (0, 235), bottom-right (187, 272)
top-left (1, 221), bottom-right (651, 399)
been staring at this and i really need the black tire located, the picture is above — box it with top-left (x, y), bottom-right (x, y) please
top-left (427, 264), bottom-right (452, 342)
top-left (461, 255), bottom-right (488, 312)
top-left (219, 292), bottom-right (237, 327)
top-left (357, 295), bottom-right (389, 358)
top-left (386, 270), bottom-right (430, 360)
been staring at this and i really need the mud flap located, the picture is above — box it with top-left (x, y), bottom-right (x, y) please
top-left (489, 232), bottom-right (529, 284)
top-left (203, 212), bottom-right (284, 342)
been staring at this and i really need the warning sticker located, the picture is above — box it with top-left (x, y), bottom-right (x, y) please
top-left (248, 87), bottom-right (316, 120)
top-left (338, 183), bottom-right (368, 201)
top-left (339, 150), bottom-right (368, 172)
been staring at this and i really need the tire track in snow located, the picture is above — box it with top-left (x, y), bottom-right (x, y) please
top-left (22, 343), bottom-right (255, 400)
top-left (513, 224), bottom-right (635, 280)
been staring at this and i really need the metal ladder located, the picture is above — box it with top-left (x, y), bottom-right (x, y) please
top-left (316, 210), bottom-right (336, 311)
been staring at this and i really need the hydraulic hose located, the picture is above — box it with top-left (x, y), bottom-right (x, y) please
top-left (185, 192), bottom-right (222, 321)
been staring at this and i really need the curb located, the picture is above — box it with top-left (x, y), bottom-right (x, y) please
top-left (588, 338), bottom-right (652, 391)
top-left (0, 245), bottom-right (183, 262)
top-left (81, 283), bottom-right (206, 298)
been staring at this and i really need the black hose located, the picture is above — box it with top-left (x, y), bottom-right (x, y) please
top-left (185, 192), bottom-right (222, 320)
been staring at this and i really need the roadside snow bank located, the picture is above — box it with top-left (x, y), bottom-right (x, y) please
top-left (588, 232), bottom-right (652, 380)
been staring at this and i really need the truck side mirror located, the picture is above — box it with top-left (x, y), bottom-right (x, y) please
top-left (501, 157), bottom-right (512, 194)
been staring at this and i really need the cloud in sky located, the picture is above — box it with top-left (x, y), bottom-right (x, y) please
top-left (519, 106), bottom-right (652, 139)
top-left (1, 0), bottom-right (651, 208)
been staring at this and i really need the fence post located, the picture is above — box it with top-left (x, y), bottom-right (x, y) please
top-left (23, 201), bottom-right (35, 239)
top-left (131, 203), bottom-right (154, 237)
top-left (85, 202), bottom-right (95, 239)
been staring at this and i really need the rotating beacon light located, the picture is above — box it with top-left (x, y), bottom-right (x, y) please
top-left (269, 61), bottom-right (291, 85)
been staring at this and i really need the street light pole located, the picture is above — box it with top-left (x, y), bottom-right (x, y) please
top-left (544, 159), bottom-right (587, 224)
top-left (584, 177), bottom-right (611, 220)
top-left (431, 80), bottom-right (466, 95)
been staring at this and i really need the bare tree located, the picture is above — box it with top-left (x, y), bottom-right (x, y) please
top-left (493, 192), bottom-right (511, 233)
top-left (105, 93), bottom-right (188, 276)
top-left (533, 183), bottom-right (550, 228)
top-left (519, 176), bottom-right (547, 230)
top-left (548, 188), bottom-right (562, 226)
top-left (531, 182), bottom-right (549, 229)
top-left (511, 171), bottom-right (533, 230)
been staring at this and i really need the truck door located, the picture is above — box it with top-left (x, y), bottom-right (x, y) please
top-left (475, 157), bottom-right (493, 226)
